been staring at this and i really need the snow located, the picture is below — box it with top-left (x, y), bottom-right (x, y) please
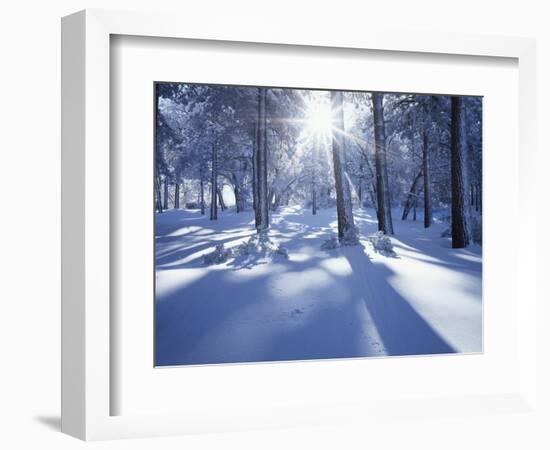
top-left (155, 206), bottom-right (482, 366)
top-left (367, 231), bottom-right (397, 257)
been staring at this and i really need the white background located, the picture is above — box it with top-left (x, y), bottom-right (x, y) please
top-left (0, 1), bottom-right (548, 449)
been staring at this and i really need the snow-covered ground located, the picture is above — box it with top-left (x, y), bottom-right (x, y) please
top-left (155, 206), bottom-right (482, 366)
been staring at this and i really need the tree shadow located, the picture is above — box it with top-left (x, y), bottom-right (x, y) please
top-left (155, 241), bottom-right (457, 366)
top-left (341, 245), bottom-right (456, 356)
top-left (404, 253), bottom-right (482, 273)
top-left (225, 248), bottom-right (288, 271)
top-left (156, 227), bottom-right (217, 246)
top-left (157, 232), bottom-right (256, 268)
top-left (255, 300), bottom-right (383, 363)
top-left (162, 209), bottom-right (336, 272)
top-left (155, 252), bottom-right (339, 366)
top-left (155, 206), bottom-right (467, 367)
top-left (392, 236), bottom-right (482, 273)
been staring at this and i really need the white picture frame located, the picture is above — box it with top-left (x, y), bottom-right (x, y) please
top-left (61, 9), bottom-right (537, 441)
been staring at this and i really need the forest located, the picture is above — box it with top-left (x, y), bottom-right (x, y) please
top-left (154, 83), bottom-right (483, 366)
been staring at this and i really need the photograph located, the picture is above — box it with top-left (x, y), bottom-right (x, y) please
top-left (154, 82), bottom-right (483, 367)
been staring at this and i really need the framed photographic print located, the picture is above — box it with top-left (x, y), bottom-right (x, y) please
top-left (62, 9), bottom-right (537, 440)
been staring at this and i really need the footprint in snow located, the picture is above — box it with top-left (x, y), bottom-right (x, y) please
top-left (289, 308), bottom-right (304, 318)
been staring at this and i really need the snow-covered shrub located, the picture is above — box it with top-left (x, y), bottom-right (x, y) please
top-left (340, 225), bottom-right (361, 247)
top-left (229, 231), bottom-right (288, 269)
top-left (368, 231), bottom-right (396, 257)
top-left (202, 243), bottom-right (231, 265)
top-left (320, 236), bottom-right (339, 251)
top-left (272, 245), bottom-right (289, 259)
top-left (203, 231), bottom-right (288, 268)
top-left (234, 231), bottom-right (287, 258)
top-left (320, 227), bottom-right (361, 251)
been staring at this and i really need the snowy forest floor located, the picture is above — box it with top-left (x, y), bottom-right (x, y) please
top-left (155, 206), bottom-right (482, 366)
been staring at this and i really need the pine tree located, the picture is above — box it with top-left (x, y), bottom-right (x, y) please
top-left (330, 91), bottom-right (355, 241)
top-left (450, 96), bottom-right (471, 248)
top-left (255, 88), bottom-right (269, 231)
top-left (174, 181), bottom-right (180, 209)
top-left (422, 126), bottom-right (432, 228)
top-left (210, 141), bottom-right (218, 220)
top-left (372, 92), bottom-right (394, 235)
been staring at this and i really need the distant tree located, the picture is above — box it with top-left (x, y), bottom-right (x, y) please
top-left (422, 122), bottom-right (432, 228)
top-left (174, 182), bottom-right (180, 209)
top-left (401, 169), bottom-right (423, 220)
top-left (210, 139), bottom-right (218, 220)
top-left (421, 95), bottom-right (443, 228)
top-left (199, 168), bottom-right (205, 215)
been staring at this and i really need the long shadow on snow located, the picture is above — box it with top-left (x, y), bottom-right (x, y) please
top-left (371, 215), bottom-right (482, 274)
top-left (156, 232), bottom-right (256, 268)
top-left (155, 207), bottom-right (350, 365)
top-left (233, 301), bottom-right (381, 364)
top-left (155, 210), bottom-right (210, 234)
top-left (391, 238), bottom-right (482, 273)
top-left (402, 253), bottom-right (482, 274)
top-left (155, 253), bottom-right (343, 366)
top-left (341, 245), bottom-right (456, 356)
top-left (155, 245), bottom-right (455, 366)
top-left (160, 217), bottom-right (333, 271)
top-left (354, 208), bottom-right (481, 256)
top-left (156, 207), bottom-right (457, 365)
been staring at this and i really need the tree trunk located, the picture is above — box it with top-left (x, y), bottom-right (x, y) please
top-left (199, 171), bottom-right (205, 215)
top-left (155, 172), bottom-right (163, 213)
top-left (174, 182), bottom-right (180, 209)
top-left (234, 184), bottom-right (241, 212)
top-left (312, 181), bottom-right (317, 215)
top-left (330, 91), bottom-right (355, 240)
top-left (368, 185), bottom-right (377, 211)
top-left (252, 122), bottom-right (258, 212)
top-left (271, 193), bottom-right (279, 211)
top-left (154, 84), bottom-right (163, 214)
top-left (273, 193), bottom-right (282, 209)
top-left (254, 87), bottom-right (269, 231)
top-left (357, 161), bottom-right (364, 207)
top-left (231, 172), bottom-right (243, 213)
top-left (163, 177), bottom-right (169, 210)
top-left (372, 92), bottom-right (394, 235)
top-left (422, 128), bottom-right (432, 228)
top-left (477, 183), bottom-right (482, 213)
top-left (360, 151), bottom-right (378, 214)
top-left (217, 188), bottom-right (226, 211)
top-left (450, 96), bottom-right (471, 248)
top-left (402, 168), bottom-right (423, 220)
top-left (413, 194), bottom-right (417, 221)
top-left (267, 189), bottom-right (275, 211)
top-left (210, 143), bottom-right (218, 220)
